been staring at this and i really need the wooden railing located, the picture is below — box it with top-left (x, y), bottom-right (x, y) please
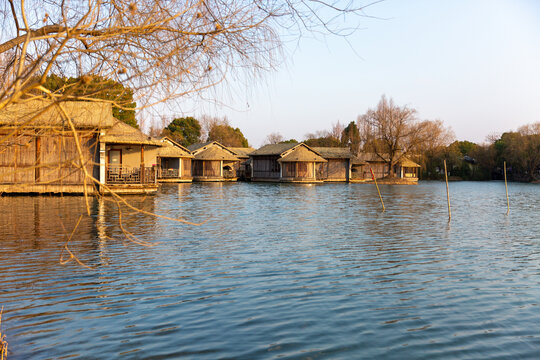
top-left (106, 165), bottom-right (156, 184)
top-left (223, 169), bottom-right (236, 179)
top-left (158, 168), bottom-right (179, 179)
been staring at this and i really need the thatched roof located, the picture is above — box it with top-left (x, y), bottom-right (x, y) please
top-left (0, 99), bottom-right (116, 128)
top-left (228, 147), bottom-right (255, 158)
top-left (189, 141), bottom-right (239, 161)
top-left (312, 147), bottom-right (353, 159)
top-left (100, 120), bottom-right (162, 146)
top-left (187, 141), bottom-right (213, 152)
top-left (351, 157), bottom-right (368, 165)
top-left (251, 143), bottom-right (326, 163)
top-left (158, 138), bottom-right (193, 158)
top-left (278, 144), bottom-right (327, 163)
top-left (400, 158), bottom-right (421, 168)
top-left (250, 143), bottom-right (298, 156)
top-left (354, 153), bottom-right (420, 167)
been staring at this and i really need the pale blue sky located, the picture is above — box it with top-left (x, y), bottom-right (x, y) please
top-left (165, 0), bottom-right (540, 147)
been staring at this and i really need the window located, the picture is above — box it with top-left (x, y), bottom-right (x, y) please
top-left (108, 149), bottom-right (121, 165)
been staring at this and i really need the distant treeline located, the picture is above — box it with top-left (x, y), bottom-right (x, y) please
top-left (421, 124), bottom-right (540, 182)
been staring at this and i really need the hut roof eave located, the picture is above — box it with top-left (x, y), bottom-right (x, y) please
top-left (0, 99), bottom-right (116, 129)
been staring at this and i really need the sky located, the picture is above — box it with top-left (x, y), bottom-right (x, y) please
top-left (159, 0), bottom-right (540, 147)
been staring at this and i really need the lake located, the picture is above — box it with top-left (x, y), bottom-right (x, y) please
top-left (0, 181), bottom-right (539, 359)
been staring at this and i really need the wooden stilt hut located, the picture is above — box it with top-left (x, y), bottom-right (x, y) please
top-left (0, 99), bottom-right (163, 194)
top-left (350, 153), bottom-right (420, 183)
top-left (187, 141), bottom-right (240, 181)
top-left (0, 99), bottom-right (111, 194)
top-left (250, 143), bottom-right (327, 183)
top-left (156, 137), bottom-right (193, 183)
top-left (99, 120), bottom-right (162, 193)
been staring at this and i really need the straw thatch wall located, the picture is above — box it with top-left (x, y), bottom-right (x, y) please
top-left (0, 129), bottom-right (98, 187)
top-left (318, 159), bottom-right (349, 181)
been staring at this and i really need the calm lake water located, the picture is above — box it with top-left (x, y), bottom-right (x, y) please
top-left (1, 181), bottom-right (539, 359)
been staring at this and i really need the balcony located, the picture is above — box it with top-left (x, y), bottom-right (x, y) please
top-left (106, 165), bottom-right (156, 184)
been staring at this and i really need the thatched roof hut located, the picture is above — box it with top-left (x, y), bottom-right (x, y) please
top-left (250, 143), bottom-right (326, 182)
top-left (188, 141), bottom-right (239, 161)
top-left (277, 144), bottom-right (327, 163)
top-left (188, 141), bottom-right (240, 181)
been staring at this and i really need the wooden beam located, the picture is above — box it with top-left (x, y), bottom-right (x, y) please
top-left (140, 145), bottom-right (145, 184)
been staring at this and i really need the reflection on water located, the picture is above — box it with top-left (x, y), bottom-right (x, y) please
top-left (0, 182), bottom-right (539, 359)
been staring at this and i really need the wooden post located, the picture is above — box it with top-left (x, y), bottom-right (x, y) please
top-left (35, 135), bottom-right (41, 183)
top-left (140, 145), bottom-right (145, 184)
top-left (370, 167), bottom-right (385, 212)
top-left (504, 161), bottom-right (509, 215)
top-left (444, 159), bottom-right (451, 220)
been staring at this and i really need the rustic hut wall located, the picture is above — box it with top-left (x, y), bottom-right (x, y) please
top-left (282, 162), bottom-right (314, 179)
top-left (204, 160), bottom-right (220, 177)
top-left (113, 145), bottom-right (159, 167)
top-left (182, 158), bottom-right (191, 177)
top-left (369, 163), bottom-right (388, 179)
top-left (352, 162), bottom-right (388, 179)
top-left (322, 159), bottom-right (348, 180)
top-left (252, 156), bottom-right (280, 178)
top-left (282, 162), bottom-right (295, 177)
top-left (192, 160), bottom-right (220, 177)
top-left (0, 130), bottom-right (97, 185)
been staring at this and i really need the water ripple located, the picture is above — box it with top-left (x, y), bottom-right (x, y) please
top-left (0, 181), bottom-right (539, 359)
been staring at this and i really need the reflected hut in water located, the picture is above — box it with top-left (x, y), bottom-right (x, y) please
top-left (187, 141), bottom-right (240, 181)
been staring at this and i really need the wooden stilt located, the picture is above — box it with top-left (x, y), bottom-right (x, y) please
top-left (504, 161), bottom-right (509, 215)
top-left (444, 159), bottom-right (451, 220)
top-left (370, 168), bottom-right (385, 212)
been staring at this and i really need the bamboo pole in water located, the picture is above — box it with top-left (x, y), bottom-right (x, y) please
top-left (504, 161), bottom-right (509, 215)
top-left (370, 168), bottom-right (385, 212)
top-left (444, 160), bottom-right (451, 220)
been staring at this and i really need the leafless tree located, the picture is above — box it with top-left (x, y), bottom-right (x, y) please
top-left (1, 0), bottom-right (373, 111)
top-left (357, 95), bottom-right (434, 177)
top-left (329, 121), bottom-right (345, 142)
top-left (264, 132), bottom-right (285, 145)
top-left (0, 0), bottom-right (377, 266)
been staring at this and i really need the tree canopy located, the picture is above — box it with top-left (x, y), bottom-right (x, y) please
top-left (357, 95), bottom-right (433, 177)
top-left (162, 117), bottom-right (201, 146)
top-left (42, 74), bottom-right (138, 128)
top-left (341, 121), bottom-right (361, 155)
top-left (207, 123), bottom-right (249, 147)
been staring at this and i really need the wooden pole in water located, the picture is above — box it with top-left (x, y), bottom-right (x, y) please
top-left (444, 160), bottom-right (451, 220)
top-left (370, 168), bottom-right (385, 212)
top-left (504, 161), bottom-right (509, 215)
